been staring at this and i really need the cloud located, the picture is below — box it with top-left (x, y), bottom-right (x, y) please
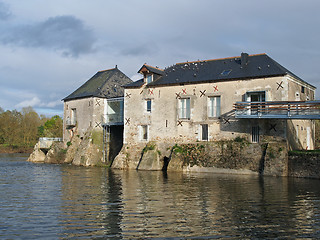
top-left (15, 96), bottom-right (62, 109)
top-left (131, 74), bottom-right (142, 81)
top-left (46, 100), bottom-right (62, 108)
top-left (121, 41), bottom-right (159, 56)
top-left (1, 15), bottom-right (96, 57)
top-left (0, 1), bottom-right (10, 20)
top-left (15, 96), bottom-right (41, 108)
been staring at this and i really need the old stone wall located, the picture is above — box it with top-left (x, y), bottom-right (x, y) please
top-left (124, 76), bottom-right (289, 145)
top-left (63, 97), bottom-right (105, 144)
top-left (288, 153), bottom-right (320, 179)
top-left (287, 119), bottom-right (315, 151)
top-left (287, 75), bottom-right (315, 101)
top-left (112, 140), bottom-right (288, 177)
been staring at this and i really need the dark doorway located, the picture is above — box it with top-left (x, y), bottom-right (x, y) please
top-left (104, 125), bottom-right (124, 165)
top-left (201, 124), bottom-right (208, 141)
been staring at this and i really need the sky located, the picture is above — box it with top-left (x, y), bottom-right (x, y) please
top-left (0, 0), bottom-right (320, 116)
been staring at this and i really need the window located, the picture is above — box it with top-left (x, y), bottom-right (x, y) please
top-left (301, 86), bottom-right (305, 93)
top-left (220, 69), bottom-right (232, 76)
top-left (252, 126), bottom-right (260, 143)
top-left (246, 91), bottom-right (266, 115)
top-left (247, 92), bottom-right (265, 102)
top-left (201, 124), bottom-right (208, 141)
top-left (71, 108), bottom-right (77, 125)
top-left (208, 96), bottom-right (221, 118)
top-left (178, 98), bottom-right (190, 119)
top-left (146, 75), bottom-right (152, 84)
top-left (140, 125), bottom-right (148, 141)
top-left (146, 99), bottom-right (152, 112)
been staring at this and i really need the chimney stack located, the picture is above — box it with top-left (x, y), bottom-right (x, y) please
top-left (241, 52), bottom-right (249, 67)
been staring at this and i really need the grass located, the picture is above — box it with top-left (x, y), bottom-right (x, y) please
top-left (0, 144), bottom-right (33, 153)
top-left (289, 149), bottom-right (320, 156)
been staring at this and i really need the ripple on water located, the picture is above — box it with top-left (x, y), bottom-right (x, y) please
top-left (1, 154), bottom-right (320, 239)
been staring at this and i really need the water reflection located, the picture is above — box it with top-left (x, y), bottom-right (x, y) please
top-left (58, 168), bottom-right (320, 239)
top-left (1, 154), bottom-right (319, 239)
top-left (59, 166), bottom-right (124, 239)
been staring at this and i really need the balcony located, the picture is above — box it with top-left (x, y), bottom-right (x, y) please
top-left (103, 112), bottom-right (123, 125)
top-left (234, 100), bottom-right (320, 119)
top-left (65, 118), bottom-right (77, 128)
top-left (103, 98), bottom-right (124, 126)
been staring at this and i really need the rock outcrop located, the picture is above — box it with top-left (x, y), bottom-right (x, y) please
top-left (44, 142), bottom-right (66, 164)
top-left (28, 128), bottom-right (105, 166)
top-left (65, 129), bottom-right (104, 166)
top-left (27, 142), bottom-right (46, 163)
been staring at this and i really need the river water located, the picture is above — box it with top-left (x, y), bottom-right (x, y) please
top-left (0, 154), bottom-right (320, 239)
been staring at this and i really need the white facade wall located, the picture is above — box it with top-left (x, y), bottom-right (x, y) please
top-left (124, 75), bottom-right (315, 150)
top-left (63, 97), bottom-right (105, 143)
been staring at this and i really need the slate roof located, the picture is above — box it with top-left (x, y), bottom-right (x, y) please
top-left (63, 67), bottom-right (133, 101)
top-left (125, 79), bottom-right (144, 88)
top-left (125, 53), bottom-right (315, 89)
top-left (138, 64), bottom-right (165, 76)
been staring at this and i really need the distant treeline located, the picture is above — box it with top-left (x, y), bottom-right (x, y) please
top-left (0, 106), bottom-right (62, 151)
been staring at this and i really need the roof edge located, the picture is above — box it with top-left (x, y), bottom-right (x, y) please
top-left (146, 74), bottom-right (287, 88)
top-left (176, 53), bottom-right (267, 65)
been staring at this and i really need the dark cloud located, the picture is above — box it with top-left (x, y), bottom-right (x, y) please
top-left (1, 15), bottom-right (96, 57)
top-left (0, 1), bottom-right (10, 20)
top-left (121, 41), bottom-right (159, 56)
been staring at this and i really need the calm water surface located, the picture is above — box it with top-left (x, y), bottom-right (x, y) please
top-left (0, 153), bottom-right (320, 239)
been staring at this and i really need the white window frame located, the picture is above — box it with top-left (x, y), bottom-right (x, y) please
top-left (178, 97), bottom-right (191, 119)
top-left (246, 91), bottom-right (266, 102)
top-left (251, 126), bottom-right (260, 143)
top-left (246, 91), bottom-right (266, 116)
top-left (208, 96), bottom-right (221, 118)
top-left (199, 124), bottom-right (209, 141)
top-left (71, 108), bottom-right (77, 125)
top-left (140, 125), bottom-right (149, 141)
top-left (146, 75), bottom-right (153, 84)
top-left (146, 99), bottom-right (152, 113)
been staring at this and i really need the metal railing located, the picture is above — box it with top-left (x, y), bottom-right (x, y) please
top-left (65, 118), bottom-right (76, 126)
top-left (103, 113), bottom-right (123, 125)
top-left (39, 137), bottom-right (62, 149)
top-left (234, 100), bottom-right (320, 119)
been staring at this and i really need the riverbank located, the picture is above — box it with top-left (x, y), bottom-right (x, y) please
top-left (0, 145), bottom-right (33, 154)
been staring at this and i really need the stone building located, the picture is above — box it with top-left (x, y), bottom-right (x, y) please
top-left (63, 67), bottom-right (132, 164)
top-left (112, 53), bottom-right (320, 172)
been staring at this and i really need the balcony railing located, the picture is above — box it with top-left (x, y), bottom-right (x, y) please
top-left (103, 113), bottom-right (123, 125)
top-left (65, 118), bottom-right (76, 126)
top-left (234, 100), bottom-right (320, 119)
top-left (39, 137), bottom-right (62, 149)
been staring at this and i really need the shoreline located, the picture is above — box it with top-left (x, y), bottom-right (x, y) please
top-left (0, 145), bottom-right (33, 154)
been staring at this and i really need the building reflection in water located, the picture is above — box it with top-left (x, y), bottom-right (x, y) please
top-left (59, 166), bottom-right (123, 239)
top-left (58, 166), bottom-right (320, 239)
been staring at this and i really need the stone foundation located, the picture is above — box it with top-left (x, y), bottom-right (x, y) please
top-left (112, 140), bottom-right (289, 177)
top-left (288, 153), bottom-right (320, 179)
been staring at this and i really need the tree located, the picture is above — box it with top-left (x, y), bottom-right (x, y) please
top-left (38, 115), bottom-right (63, 138)
top-left (0, 110), bottom-right (23, 146)
top-left (0, 107), bottom-right (62, 150)
top-left (21, 107), bottom-right (41, 146)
